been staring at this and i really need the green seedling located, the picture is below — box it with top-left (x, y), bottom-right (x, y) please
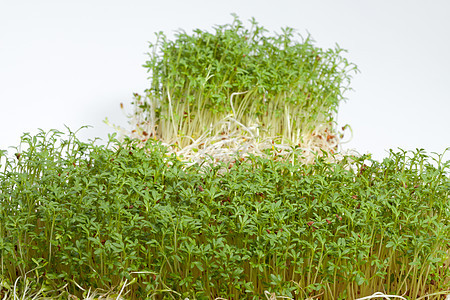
top-left (1, 129), bottom-right (449, 299)
top-left (111, 14), bottom-right (358, 166)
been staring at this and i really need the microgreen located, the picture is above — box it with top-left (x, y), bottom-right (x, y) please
top-left (1, 130), bottom-right (449, 299)
top-left (112, 14), bottom-right (358, 165)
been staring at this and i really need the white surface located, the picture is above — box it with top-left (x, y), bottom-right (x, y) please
top-left (1, 0), bottom-right (449, 162)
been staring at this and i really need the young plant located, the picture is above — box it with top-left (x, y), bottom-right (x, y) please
top-left (1, 130), bottom-right (449, 299)
top-left (120, 14), bottom-right (358, 160)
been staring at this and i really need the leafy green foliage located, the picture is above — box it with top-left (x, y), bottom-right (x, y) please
top-left (1, 129), bottom-right (449, 299)
top-left (135, 14), bottom-right (358, 147)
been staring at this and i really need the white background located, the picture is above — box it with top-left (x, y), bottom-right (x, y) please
top-left (1, 0), bottom-right (449, 163)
